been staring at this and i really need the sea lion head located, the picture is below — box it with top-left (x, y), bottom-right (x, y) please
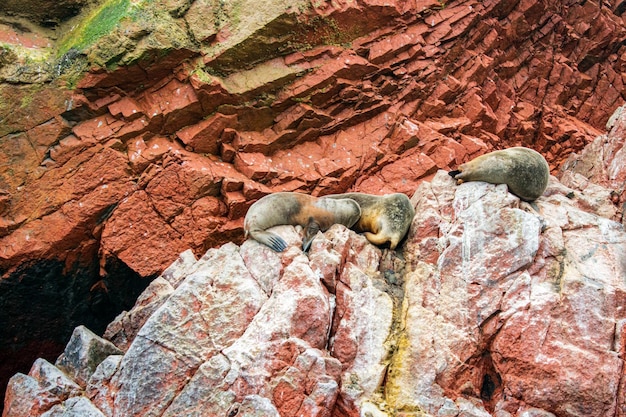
top-left (302, 217), bottom-right (321, 252)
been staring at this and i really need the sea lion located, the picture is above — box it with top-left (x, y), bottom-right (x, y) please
top-left (448, 147), bottom-right (550, 201)
top-left (244, 192), bottom-right (362, 252)
top-left (321, 192), bottom-right (415, 250)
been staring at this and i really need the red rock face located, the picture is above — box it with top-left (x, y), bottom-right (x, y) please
top-left (3, 139), bottom-right (626, 416)
top-left (1, 0), bottom-right (626, 412)
top-left (1, 0), bottom-right (625, 280)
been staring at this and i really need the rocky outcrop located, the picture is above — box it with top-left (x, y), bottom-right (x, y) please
top-left (4, 225), bottom-right (395, 417)
top-left (2, 0), bottom-right (626, 279)
top-left (390, 177), bottom-right (625, 416)
top-left (0, 0), bottom-right (98, 26)
top-left (559, 103), bottom-right (626, 224)
top-left (2, 0), bottom-right (626, 413)
top-left (4, 109), bottom-right (626, 415)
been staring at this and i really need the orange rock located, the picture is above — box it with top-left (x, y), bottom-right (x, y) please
top-left (176, 113), bottom-right (238, 154)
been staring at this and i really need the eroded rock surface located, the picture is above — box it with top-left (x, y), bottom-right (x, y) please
top-left (4, 141), bottom-right (626, 416)
top-left (4, 223), bottom-right (396, 417)
top-left (3, 0), bottom-right (626, 414)
top-left (559, 103), bottom-right (626, 225)
top-left (385, 170), bottom-right (626, 416)
top-left (1, 0), bottom-right (626, 279)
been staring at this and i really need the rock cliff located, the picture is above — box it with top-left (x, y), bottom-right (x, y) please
top-left (4, 107), bottom-right (626, 415)
top-left (1, 0), bottom-right (626, 415)
top-left (2, 0), bottom-right (625, 279)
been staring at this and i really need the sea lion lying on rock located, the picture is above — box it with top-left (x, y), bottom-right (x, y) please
top-left (244, 192), bottom-right (361, 252)
top-left (448, 146), bottom-right (550, 201)
top-left (322, 192), bottom-right (415, 250)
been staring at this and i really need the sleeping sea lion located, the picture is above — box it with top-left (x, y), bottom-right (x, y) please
top-left (244, 192), bottom-right (362, 252)
top-left (321, 192), bottom-right (415, 250)
top-left (448, 146), bottom-right (550, 201)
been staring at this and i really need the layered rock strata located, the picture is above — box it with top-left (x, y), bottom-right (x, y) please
top-left (2, 0), bottom-right (626, 413)
top-left (1, 0), bottom-right (625, 278)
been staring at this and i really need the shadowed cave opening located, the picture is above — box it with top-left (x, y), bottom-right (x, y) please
top-left (480, 352), bottom-right (503, 413)
top-left (0, 257), bottom-right (151, 412)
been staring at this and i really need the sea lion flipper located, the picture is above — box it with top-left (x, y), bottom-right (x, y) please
top-left (364, 231), bottom-right (394, 249)
top-left (267, 234), bottom-right (288, 252)
top-left (302, 236), bottom-right (314, 252)
top-left (448, 169), bottom-right (461, 178)
top-left (250, 230), bottom-right (287, 252)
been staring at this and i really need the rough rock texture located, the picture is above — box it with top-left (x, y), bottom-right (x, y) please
top-left (559, 102), bottom-right (626, 224)
top-left (388, 172), bottom-right (626, 416)
top-left (4, 224), bottom-right (395, 417)
top-left (0, 0), bottom-right (99, 27)
top-left (4, 108), bottom-right (626, 416)
top-left (2, 0), bottom-right (626, 413)
top-left (2, 0), bottom-right (626, 279)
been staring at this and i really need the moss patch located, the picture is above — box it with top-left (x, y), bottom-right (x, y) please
top-left (57, 0), bottom-right (132, 56)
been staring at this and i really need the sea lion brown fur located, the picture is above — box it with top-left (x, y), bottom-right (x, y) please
top-left (448, 147), bottom-right (550, 201)
top-left (244, 192), bottom-right (361, 252)
top-left (322, 192), bottom-right (415, 250)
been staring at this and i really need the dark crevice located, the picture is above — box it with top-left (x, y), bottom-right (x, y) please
top-left (0, 256), bottom-right (152, 413)
top-left (479, 351), bottom-right (503, 412)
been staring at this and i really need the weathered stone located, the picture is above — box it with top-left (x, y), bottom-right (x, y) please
top-left (2, 359), bottom-right (81, 417)
top-left (0, 0), bottom-right (96, 26)
top-left (176, 113), bottom-right (237, 154)
top-left (384, 170), bottom-right (626, 416)
top-left (3, 374), bottom-right (52, 417)
top-left (0, 84), bottom-right (71, 137)
top-left (85, 355), bottom-right (122, 417)
top-left (126, 135), bottom-right (184, 172)
top-left (3, 0), bottom-right (626, 413)
top-left (99, 190), bottom-right (190, 277)
top-left (55, 326), bottom-right (122, 387)
top-left (183, 0), bottom-right (219, 42)
top-left (323, 235), bottom-right (394, 416)
top-left (40, 396), bottom-right (105, 417)
top-left (6, 170), bottom-right (626, 416)
top-left (102, 250), bottom-right (198, 351)
top-left (109, 243), bottom-right (267, 417)
top-left (560, 103), bottom-right (626, 223)
top-left (102, 277), bottom-right (175, 351)
top-left (140, 79), bottom-right (204, 134)
top-left (2, 0), bottom-right (625, 282)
